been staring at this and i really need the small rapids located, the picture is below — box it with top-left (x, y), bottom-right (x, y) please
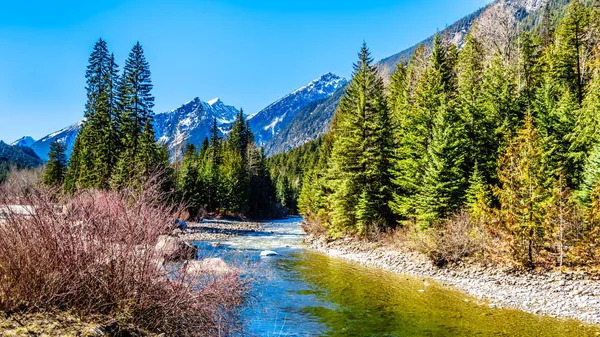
top-left (193, 218), bottom-right (600, 337)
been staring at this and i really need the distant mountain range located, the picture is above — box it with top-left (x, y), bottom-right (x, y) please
top-left (18, 73), bottom-right (347, 160)
top-left (14, 0), bottom-right (570, 160)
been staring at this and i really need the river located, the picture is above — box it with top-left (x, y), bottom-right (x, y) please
top-left (193, 218), bottom-right (600, 337)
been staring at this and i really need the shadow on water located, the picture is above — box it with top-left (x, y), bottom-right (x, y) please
top-left (193, 218), bottom-right (600, 337)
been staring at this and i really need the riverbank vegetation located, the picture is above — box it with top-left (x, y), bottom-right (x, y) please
top-left (0, 175), bottom-right (249, 336)
top-left (0, 38), bottom-right (264, 336)
top-left (272, 0), bottom-right (600, 270)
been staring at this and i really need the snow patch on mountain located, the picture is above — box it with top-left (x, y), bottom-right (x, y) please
top-left (10, 136), bottom-right (35, 148)
top-left (248, 73), bottom-right (347, 145)
top-left (30, 121), bottom-right (84, 160)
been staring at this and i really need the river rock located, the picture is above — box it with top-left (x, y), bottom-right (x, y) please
top-left (260, 250), bottom-right (278, 257)
top-left (155, 235), bottom-right (198, 261)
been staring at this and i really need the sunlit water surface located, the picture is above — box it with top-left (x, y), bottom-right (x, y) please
top-left (193, 218), bottom-right (600, 337)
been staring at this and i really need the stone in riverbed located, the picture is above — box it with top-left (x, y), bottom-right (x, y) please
top-left (260, 250), bottom-right (278, 257)
top-left (155, 235), bottom-right (198, 261)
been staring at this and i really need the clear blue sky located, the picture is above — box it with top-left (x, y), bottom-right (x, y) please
top-left (0, 0), bottom-right (489, 143)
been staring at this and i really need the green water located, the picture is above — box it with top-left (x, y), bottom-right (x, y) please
top-left (289, 251), bottom-right (600, 337)
top-left (199, 218), bottom-right (600, 336)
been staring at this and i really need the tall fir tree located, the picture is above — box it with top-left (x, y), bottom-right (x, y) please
top-left (326, 43), bottom-right (395, 234)
top-left (67, 39), bottom-right (120, 190)
top-left (43, 140), bottom-right (67, 187)
top-left (113, 42), bottom-right (157, 187)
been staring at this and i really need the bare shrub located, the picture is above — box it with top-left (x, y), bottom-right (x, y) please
top-left (0, 167), bottom-right (44, 202)
top-left (412, 211), bottom-right (486, 267)
top-left (0, 182), bottom-right (249, 336)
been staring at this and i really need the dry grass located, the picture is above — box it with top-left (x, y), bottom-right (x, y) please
top-left (0, 180), bottom-right (250, 336)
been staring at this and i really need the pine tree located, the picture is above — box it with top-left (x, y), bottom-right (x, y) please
top-left (67, 39), bottom-right (120, 191)
top-left (64, 136), bottom-right (83, 193)
top-left (247, 144), bottom-right (276, 218)
top-left (179, 144), bottom-right (200, 217)
top-left (389, 45), bottom-right (429, 220)
top-left (408, 34), bottom-right (467, 226)
top-left (229, 109), bottom-right (249, 157)
top-left (207, 118), bottom-right (222, 211)
top-left (569, 55), bottom-right (600, 186)
top-left (465, 161), bottom-right (493, 223)
top-left (114, 42), bottom-right (155, 185)
top-left (579, 143), bottom-right (600, 204)
top-left (43, 140), bottom-right (67, 187)
top-left (480, 54), bottom-right (521, 185)
top-left (554, 0), bottom-right (589, 105)
top-left (415, 102), bottom-right (467, 225)
top-left (326, 43), bottom-right (395, 234)
top-left (456, 35), bottom-right (492, 183)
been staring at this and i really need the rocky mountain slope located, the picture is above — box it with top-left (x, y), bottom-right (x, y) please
top-left (30, 122), bottom-right (83, 160)
top-left (248, 73), bottom-right (347, 145)
top-left (10, 136), bottom-right (35, 148)
top-left (27, 98), bottom-right (239, 160)
top-left (263, 86), bottom-right (346, 156)
top-left (154, 97), bottom-right (238, 154)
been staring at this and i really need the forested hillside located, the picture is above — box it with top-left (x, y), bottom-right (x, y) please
top-left (274, 0), bottom-right (600, 268)
top-left (0, 142), bottom-right (43, 182)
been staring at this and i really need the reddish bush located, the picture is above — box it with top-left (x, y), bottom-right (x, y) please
top-left (0, 183), bottom-right (249, 336)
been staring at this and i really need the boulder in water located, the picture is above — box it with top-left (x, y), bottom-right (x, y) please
top-left (260, 250), bottom-right (278, 257)
top-left (155, 235), bottom-right (198, 261)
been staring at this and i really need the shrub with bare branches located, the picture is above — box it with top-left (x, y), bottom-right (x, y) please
top-left (0, 182), bottom-right (249, 336)
top-left (411, 211), bottom-right (486, 267)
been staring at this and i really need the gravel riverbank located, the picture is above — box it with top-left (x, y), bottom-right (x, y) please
top-left (178, 220), bottom-right (265, 242)
top-left (306, 235), bottom-right (600, 325)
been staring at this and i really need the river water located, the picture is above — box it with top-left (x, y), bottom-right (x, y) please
top-left (193, 218), bottom-right (600, 337)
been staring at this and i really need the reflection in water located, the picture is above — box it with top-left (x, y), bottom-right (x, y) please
top-left (194, 219), bottom-right (600, 337)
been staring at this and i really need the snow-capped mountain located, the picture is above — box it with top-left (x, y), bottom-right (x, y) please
top-left (264, 85), bottom-right (346, 156)
top-left (30, 121), bottom-right (83, 160)
top-left (10, 136), bottom-right (35, 148)
top-left (154, 97), bottom-right (239, 154)
top-left (30, 98), bottom-right (239, 160)
top-left (248, 73), bottom-right (347, 145)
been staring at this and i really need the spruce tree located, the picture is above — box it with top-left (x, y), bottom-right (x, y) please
top-left (179, 144), bottom-right (200, 217)
top-left (229, 109), bottom-right (249, 157)
top-left (114, 42), bottom-right (155, 185)
top-left (67, 39), bottom-right (120, 191)
top-left (326, 43), bottom-right (395, 234)
top-left (43, 140), bottom-right (67, 187)
top-left (389, 45), bottom-right (429, 220)
top-left (207, 118), bottom-right (222, 211)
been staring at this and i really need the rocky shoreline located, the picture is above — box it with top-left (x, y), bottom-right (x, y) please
top-left (306, 235), bottom-right (600, 325)
top-left (178, 219), bottom-right (264, 242)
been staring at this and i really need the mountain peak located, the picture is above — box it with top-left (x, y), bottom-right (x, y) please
top-left (10, 136), bottom-right (35, 147)
top-left (207, 97), bottom-right (221, 106)
top-left (249, 72), bottom-right (348, 145)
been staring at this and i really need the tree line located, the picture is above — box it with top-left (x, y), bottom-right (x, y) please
top-left (273, 0), bottom-right (600, 268)
top-left (43, 39), bottom-right (279, 219)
